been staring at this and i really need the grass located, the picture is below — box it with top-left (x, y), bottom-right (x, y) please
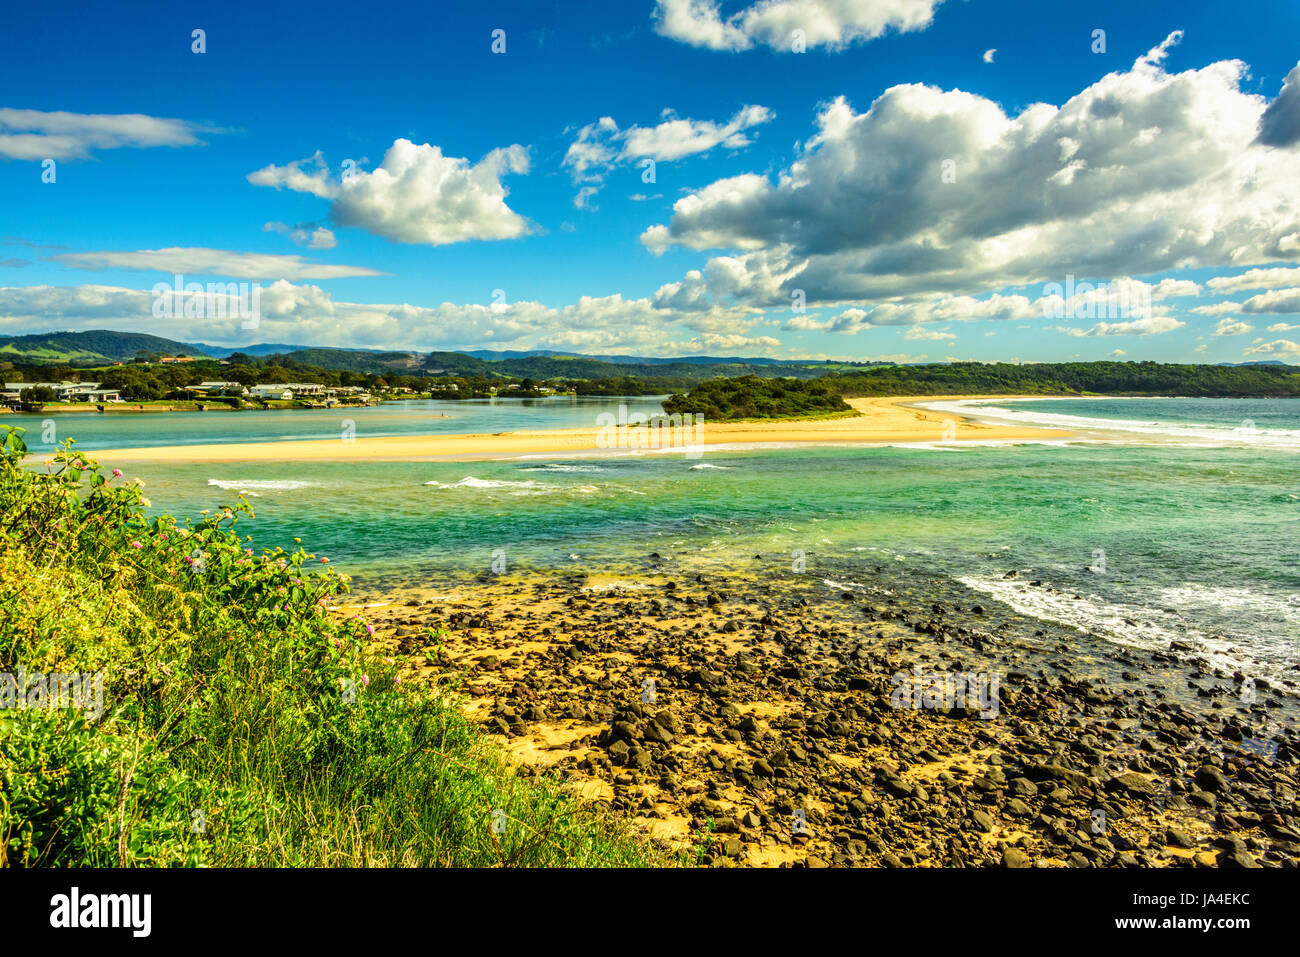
top-left (0, 427), bottom-right (662, 867)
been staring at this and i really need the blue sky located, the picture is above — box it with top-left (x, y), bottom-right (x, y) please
top-left (2, 0), bottom-right (1299, 362)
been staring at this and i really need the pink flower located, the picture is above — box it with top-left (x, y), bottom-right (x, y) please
top-left (361, 674), bottom-right (370, 687)
top-left (112, 469), bottom-right (123, 478)
top-left (320, 557), bottom-right (330, 563)
top-left (130, 540), bottom-right (142, 549)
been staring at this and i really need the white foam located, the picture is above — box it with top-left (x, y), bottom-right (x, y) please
top-left (919, 398), bottom-right (1300, 450)
top-left (207, 478), bottom-right (319, 497)
top-left (1157, 583), bottom-right (1300, 622)
top-left (423, 475), bottom-right (597, 495)
top-left (958, 573), bottom-right (1292, 684)
top-left (517, 464), bottom-right (605, 473)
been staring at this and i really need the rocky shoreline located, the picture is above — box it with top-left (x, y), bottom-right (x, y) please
top-left (346, 559), bottom-right (1300, 868)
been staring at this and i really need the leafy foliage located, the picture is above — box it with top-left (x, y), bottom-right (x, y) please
top-left (825, 361), bottom-right (1300, 398)
top-left (663, 375), bottom-right (853, 420)
top-left (663, 361), bottom-right (1300, 419)
top-left (0, 427), bottom-right (656, 867)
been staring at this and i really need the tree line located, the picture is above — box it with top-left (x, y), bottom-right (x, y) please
top-left (663, 362), bottom-right (1300, 419)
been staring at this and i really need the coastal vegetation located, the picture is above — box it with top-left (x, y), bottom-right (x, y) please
top-left (0, 329), bottom-right (883, 404)
top-left (663, 361), bottom-right (1300, 418)
top-left (0, 426), bottom-right (655, 866)
top-left (826, 361), bottom-right (1300, 398)
top-left (663, 375), bottom-right (852, 420)
top-left (5, 329), bottom-right (1297, 416)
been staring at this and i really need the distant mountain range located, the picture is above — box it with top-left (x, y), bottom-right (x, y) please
top-left (0, 329), bottom-right (881, 380)
top-left (3, 330), bottom-right (1293, 378)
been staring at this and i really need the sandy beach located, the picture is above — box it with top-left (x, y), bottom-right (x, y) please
top-left (74, 395), bottom-right (1073, 464)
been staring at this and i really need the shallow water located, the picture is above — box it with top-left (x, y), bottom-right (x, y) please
top-left (3, 395), bottom-right (669, 450)
top-left (12, 396), bottom-right (1300, 687)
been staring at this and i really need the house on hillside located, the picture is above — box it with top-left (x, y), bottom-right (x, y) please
top-left (193, 381), bottom-right (248, 396)
top-left (68, 386), bottom-right (122, 402)
top-left (1, 381), bottom-right (123, 404)
top-left (249, 384), bottom-right (293, 400)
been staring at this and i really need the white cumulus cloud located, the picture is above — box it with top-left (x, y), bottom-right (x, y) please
top-left (1257, 62), bottom-right (1300, 148)
top-left (643, 34), bottom-right (1300, 313)
top-left (652, 0), bottom-right (944, 52)
top-left (1214, 318), bottom-right (1254, 336)
top-left (564, 105), bottom-right (773, 205)
top-left (248, 139), bottom-right (534, 247)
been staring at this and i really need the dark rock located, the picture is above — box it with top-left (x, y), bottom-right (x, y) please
top-left (1002, 847), bottom-right (1032, 868)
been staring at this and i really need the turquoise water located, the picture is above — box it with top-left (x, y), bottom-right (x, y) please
top-left (10, 396), bottom-right (1300, 687)
top-left (2, 396), bottom-right (669, 451)
top-left (995, 396), bottom-right (1300, 430)
top-left (925, 396), bottom-right (1300, 450)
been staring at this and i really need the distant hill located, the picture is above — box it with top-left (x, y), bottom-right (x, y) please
top-left (0, 329), bottom-right (874, 384)
top-left (0, 330), bottom-right (856, 377)
top-left (1217, 360), bottom-right (1295, 367)
top-left (461, 348), bottom-right (841, 367)
top-left (0, 330), bottom-right (211, 364)
top-left (194, 342), bottom-right (320, 358)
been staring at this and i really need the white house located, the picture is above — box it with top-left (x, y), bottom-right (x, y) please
top-left (249, 384), bottom-right (293, 400)
top-left (69, 387), bottom-right (122, 402)
top-left (193, 381), bottom-right (248, 396)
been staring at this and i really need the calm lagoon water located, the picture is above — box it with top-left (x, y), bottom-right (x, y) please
top-left (3, 395), bottom-right (670, 451)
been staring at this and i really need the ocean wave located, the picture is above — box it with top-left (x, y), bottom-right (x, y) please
top-left (207, 479), bottom-right (319, 497)
top-left (920, 399), bottom-right (1300, 450)
top-left (517, 464), bottom-right (605, 473)
top-left (1156, 584), bottom-right (1300, 621)
top-left (423, 475), bottom-right (597, 495)
top-left (689, 463), bottom-right (733, 469)
top-left (957, 573), bottom-right (1293, 685)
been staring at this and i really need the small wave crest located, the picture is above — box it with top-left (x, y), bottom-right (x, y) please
top-left (423, 475), bottom-right (597, 495)
top-left (958, 573), bottom-right (1294, 685)
top-left (207, 479), bottom-right (318, 497)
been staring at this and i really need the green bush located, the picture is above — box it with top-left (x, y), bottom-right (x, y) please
top-left (0, 426), bottom-right (657, 867)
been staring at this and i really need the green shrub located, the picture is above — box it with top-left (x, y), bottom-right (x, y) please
top-left (0, 426), bottom-right (657, 867)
